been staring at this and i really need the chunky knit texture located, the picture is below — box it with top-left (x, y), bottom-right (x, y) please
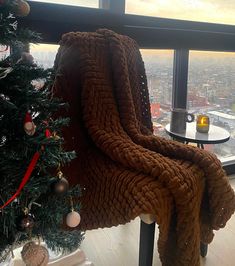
top-left (53, 29), bottom-right (235, 266)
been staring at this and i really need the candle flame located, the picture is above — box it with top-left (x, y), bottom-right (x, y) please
top-left (201, 117), bottom-right (207, 124)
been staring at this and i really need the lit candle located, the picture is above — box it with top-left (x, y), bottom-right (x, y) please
top-left (196, 115), bottom-right (210, 133)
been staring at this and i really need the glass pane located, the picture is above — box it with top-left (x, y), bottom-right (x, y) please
top-left (126, 0), bottom-right (235, 25)
top-left (30, 43), bottom-right (59, 68)
top-left (140, 49), bottom-right (173, 137)
top-left (188, 51), bottom-right (235, 163)
top-left (29, 0), bottom-right (98, 8)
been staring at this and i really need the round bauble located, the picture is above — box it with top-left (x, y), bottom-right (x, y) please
top-left (13, 0), bottom-right (30, 17)
top-left (52, 177), bottom-right (69, 194)
top-left (66, 210), bottom-right (81, 228)
top-left (21, 52), bottom-right (34, 65)
top-left (16, 213), bottom-right (35, 231)
top-left (45, 129), bottom-right (51, 138)
top-left (21, 242), bottom-right (49, 266)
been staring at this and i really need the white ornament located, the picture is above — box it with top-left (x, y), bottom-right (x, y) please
top-left (66, 210), bottom-right (81, 228)
top-left (21, 241), bottom-right (49, 266)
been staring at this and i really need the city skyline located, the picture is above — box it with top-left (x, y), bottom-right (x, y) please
top-left (31, 44), bottom-right (235, 58)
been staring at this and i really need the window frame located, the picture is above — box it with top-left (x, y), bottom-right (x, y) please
top-left (22, 0), bottom-right (235, 174)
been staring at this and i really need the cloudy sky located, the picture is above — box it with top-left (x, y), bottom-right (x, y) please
top-left (126, 0), bottom-right (235, 25)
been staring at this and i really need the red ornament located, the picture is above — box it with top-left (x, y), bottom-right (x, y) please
top-left (45, 129), bottom-right (51, 138)
top-left (24, 112), bottom-right (36, 136)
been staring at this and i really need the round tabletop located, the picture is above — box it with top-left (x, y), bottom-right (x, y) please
top-left (165, 122), bottom-right (230, 144)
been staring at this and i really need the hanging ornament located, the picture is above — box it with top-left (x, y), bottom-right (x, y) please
top-left (24, 111), bottom-right (36, 136)
top-left (51, 171), bottom-right (69, 194)
top-left (66, 196), bottom-right (81, 228)
top-left (12, 0), bottom-right (30, 17)
top-left (21, 242), bottom-right (49, 266)
top-left (16, 211), bottom-right (35, 231)
top-left (66, 210), bottom-right (81, 228)
top-left (20, 52), bottom-right (34, 65)
top-left (45, 128), bottom-right (51, 138)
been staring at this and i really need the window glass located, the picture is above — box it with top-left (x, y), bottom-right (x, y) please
top-left (30, 47), bottom-right (174, 139)
top-left (29, 0), bottom-right (98, 8)
top-left (140, 49), bottom-right (173, 137)
top-left (126, 0), bottom-right (235, 25)
top-left (30, 43), bottom-right (59, 68)
top-left (188, 51), bottom-right (235, 162)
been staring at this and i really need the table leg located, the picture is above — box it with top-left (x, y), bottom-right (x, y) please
top-left (197, 143), bottom-right (204, 149)
top-left (198, 143), bottom-right (208, 256)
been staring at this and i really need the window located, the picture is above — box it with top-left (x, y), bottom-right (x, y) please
top-left (30, 44), bottom-right (59, 69)
top-left (188, 51), bottom-right (235, 162)
top-left (29, 0), bottom-right (99, 8)
top-left (126, 0), bottom-right (235, 25)
top-left (140, 49), bottom-right (173, 137)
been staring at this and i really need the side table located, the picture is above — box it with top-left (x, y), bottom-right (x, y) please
top-left (165, 122), bottom-right (230, 257)
top-left (165, 122), bottom-right (230, 148)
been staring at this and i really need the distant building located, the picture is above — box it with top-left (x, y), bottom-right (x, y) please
top-left (208, 111), bottom-right (235, 128)
top-left (188, 93), bottom-right (209, 108)
top-left (150, 103), bottom-right (161, 118)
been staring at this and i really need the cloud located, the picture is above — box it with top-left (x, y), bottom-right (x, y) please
top-left (125, 0), bottom-right (235, 25)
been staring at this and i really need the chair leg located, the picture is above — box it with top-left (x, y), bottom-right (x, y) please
top-left (200, 242), bottom-right (208, 257)
top-left (139, 220), bottom-right (155, 266)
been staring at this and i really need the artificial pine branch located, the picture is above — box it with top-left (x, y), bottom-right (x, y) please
top-left (0, 0), bottom-right (83, 261)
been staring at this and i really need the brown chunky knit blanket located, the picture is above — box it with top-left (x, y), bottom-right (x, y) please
top-left (53, 29), bottom-right (235, 266)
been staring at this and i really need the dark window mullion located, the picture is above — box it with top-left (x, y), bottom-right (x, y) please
top-left (99, 0), bottom-right (125, 13)
top-left (172, 49), bottom-right (189, 109)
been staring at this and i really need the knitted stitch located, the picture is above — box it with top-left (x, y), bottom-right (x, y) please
top-left (53, 29), bottom-right (235, 266)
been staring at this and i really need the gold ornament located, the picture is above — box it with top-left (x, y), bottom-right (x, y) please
top-left (13, 0), bottom-right (30, 17)
top-left (52, 132), bottom-right (60, 140)
top-left (21, 242), bottom-right (49, 266)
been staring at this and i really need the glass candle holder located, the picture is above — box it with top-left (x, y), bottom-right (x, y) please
top-left (196, 115), bottom-right (210, 133)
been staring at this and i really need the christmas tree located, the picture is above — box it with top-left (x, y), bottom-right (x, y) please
top-left (0, 0), bottom-right (83, 264)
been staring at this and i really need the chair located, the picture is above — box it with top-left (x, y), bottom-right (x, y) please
top-left (53, 29), bottom-right (235, 266)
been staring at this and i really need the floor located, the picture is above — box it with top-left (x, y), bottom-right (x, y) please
top-left (80, 178), bottom-right (235, 266)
